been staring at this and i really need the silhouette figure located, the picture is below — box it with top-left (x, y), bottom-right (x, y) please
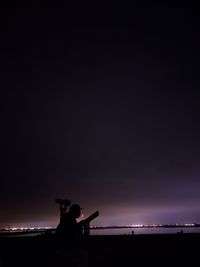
top-left (56, 203), bottom-right (84, 246)
top-left (54, 201), bottom-right (99, 267)
top-left (56, 203), bottom-right (99, 243)
top-left (54, 203), bottom-right (88, 267)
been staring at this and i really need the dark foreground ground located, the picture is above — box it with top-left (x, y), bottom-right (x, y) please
top-left (0, 233), bottom-right (199, 266)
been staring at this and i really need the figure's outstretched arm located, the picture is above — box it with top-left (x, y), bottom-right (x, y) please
top-left (78, 210), bottom-right (99, 226)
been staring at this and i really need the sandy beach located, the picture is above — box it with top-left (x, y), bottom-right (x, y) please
top-left (0, 232), bottom-right (199, 266)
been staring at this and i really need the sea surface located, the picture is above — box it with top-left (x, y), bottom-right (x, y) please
top-left (90, 226), bottom-right (200, 235)
top-left (1, 226), bottom-right (200, 237)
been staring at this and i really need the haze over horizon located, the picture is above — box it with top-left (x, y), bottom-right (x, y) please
top-left (1, 4), bottom-right (200, 229)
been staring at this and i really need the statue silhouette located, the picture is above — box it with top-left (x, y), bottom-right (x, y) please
top-left (53, 199), bottom-right (99, 266)
top-left (54, 202), bottom-right (87, 266)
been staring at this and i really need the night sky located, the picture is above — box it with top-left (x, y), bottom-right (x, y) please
top-left (1, 4), bottom-right (200, 228)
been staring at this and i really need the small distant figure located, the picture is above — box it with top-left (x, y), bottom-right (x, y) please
top-left (177, 229), bottom-right (184, 234)
top-left (132, 230), bottom-right (135, 235)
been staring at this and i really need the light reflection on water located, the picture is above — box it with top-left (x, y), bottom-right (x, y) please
top-left (90, 227), bottom-right (200, 235)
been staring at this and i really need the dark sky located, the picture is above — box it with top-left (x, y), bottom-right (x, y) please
top-left (1, 4), bottom-right (200, 228)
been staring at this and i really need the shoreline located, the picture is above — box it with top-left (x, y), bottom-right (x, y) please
top-left (1, 233), bottom-right (199, 266)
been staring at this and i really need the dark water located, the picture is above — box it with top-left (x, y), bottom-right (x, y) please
top-left (90, 226), bottom-right (200, 235)
top-left (1, 226), bottom-right (200, 237)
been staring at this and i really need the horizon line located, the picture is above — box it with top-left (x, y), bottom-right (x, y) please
top-left (1, 222), bottom-right (200, 232)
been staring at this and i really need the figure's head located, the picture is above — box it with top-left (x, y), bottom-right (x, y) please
top-left (69, 204), bottom-right (83, 218)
